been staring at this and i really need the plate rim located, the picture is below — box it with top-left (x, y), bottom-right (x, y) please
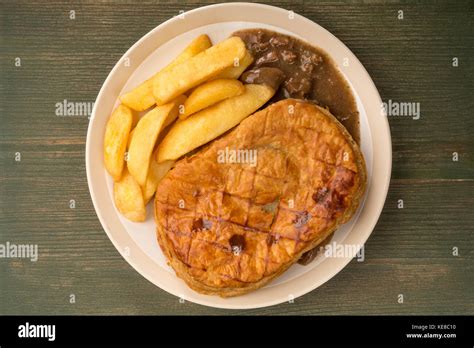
top-left (86, 2), bottom-right (392, 309)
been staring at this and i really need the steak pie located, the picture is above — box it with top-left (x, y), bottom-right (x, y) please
top-left (154, 99), bottom-right (366, 297)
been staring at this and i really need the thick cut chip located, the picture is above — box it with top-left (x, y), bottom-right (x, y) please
top-left (114, 168), bottom-right (146, 222)
top-left (181, 79), bottom-right (244, 119)
top-left (152, 36), bottom-right (247, 105)
top-left (127, 99), bottom-right (180, 186)
top-left (157, 84), bottom-right (275, 162)
top-left (104, 104), bottom-right (134, 181)
top-left (213, 51), bottom-right (254, 79)
top-left (120, 35), bottom-right (211, 111)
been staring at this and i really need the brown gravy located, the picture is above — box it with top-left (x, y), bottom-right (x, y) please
top-left (233, 28), bottom-right (360, 144)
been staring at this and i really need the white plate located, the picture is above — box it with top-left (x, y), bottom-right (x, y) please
top-left (86, 3), bottom-right (391, 309)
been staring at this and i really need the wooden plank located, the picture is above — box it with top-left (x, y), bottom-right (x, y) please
top-left (0, 0), bottom-right (472, 314)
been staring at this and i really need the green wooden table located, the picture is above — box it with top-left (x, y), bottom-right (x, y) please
top-left (1, 0), bottom-right (473, 315)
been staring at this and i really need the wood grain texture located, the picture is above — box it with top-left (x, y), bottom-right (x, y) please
top-left (1, 0), bottom-right (473, 315)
